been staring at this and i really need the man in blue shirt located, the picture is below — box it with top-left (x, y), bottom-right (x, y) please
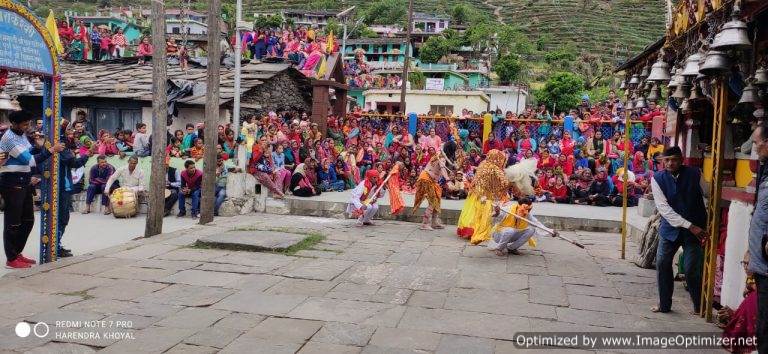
top-left (0, 111), bottom-right (63, 269)
top-left (650, 146), bottom-right (707, 314)
top-left (747, 121), bottom-right (768, 352)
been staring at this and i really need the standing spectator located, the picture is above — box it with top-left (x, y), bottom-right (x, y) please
top-left (178, 160), bottom-right (202, 218)
top-left (747, 121), bottom-right (768, 352)
top-left (84, 155), bottom-right (115, 214)
top-left (111, 28), bottom-right (127, 58)
top-left (133, 123), bottom-right (151, 157)
top-left (651, 146), bottom-right (707, 315)
top-left (0, 111), bottom-right (63, 269)
top-left (99, 28), bottom-right (112, 60)
top-left (57, 140), bottom-right (90, 257)
top-left (90, 27), bottom-right (101, 60)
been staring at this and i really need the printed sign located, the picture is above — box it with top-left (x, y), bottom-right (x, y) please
top-left (0, 8), bottom-right (54, 76)
top-left (425, 78), bottom-right (444, 91)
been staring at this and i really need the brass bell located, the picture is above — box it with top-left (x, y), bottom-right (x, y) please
top-left (619, 80), bottom-right (627, 90)
top-left (628, 74), bottom-right (641, 86)
top-left (680, 98), bottom-right (691, 113)
top-left (711, 5), bottom-right (752, 51)
top-left (738, 79), bottom-right (758, 106)
top-left (640, 65), bottom-right (650, 79)
top-left (689, 82), bottom-right (704, 101)
top-left (647, 84), bottom-right (661, 102)
top-left (0, 91), bottom-right (14, 111)
top-left (699, 49), bottom-right (731, 77)
top-left (672, 83), bottom-right (690, 99)
top-left (755, 67), bottom-right (768, 86)
top-left (681, 51), bottom-right (703, 77)
top-left (667, 69), bottom-right (681, 89)
top-left (625, 99), bottom-right (635, 111)
top-left (647, 56), bottom-right (671, 82)
top-left (635, 96), bottom-right (647, 109)
top-left (644, 80), bottom-right (653, 90)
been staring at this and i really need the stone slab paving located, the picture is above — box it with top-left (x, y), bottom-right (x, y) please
top-left (0, 214), bottom-right (718, 353)
top-left (196, 230), bottom-right (308, 252)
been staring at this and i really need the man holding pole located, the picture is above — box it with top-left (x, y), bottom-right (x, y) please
top-left (487, 198), bottom-right (557, 256)
top-left (347, 170), bottom-right (384, 226)
top-left (650, 146), bottom-right (707, 314)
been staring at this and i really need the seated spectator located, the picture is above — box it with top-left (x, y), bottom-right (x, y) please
top-left (178, 160), bottom-right (202, 218)
top-left (84, 155), bottom-right (115, 214)
top-left (290, 162), bottom-right (321, 197)
top-left (317, 158), bottom-right (345, 192)
top-left (215, 157), bottom-right (240, 216)
top-left (97, 131), bottom-right (119, 156)
top-left (445, 171), bottom-right (467, 200)
top-left (104, 155), bottom-right (145, 205)
top-left (164, 156), bottom-right (180, 217)
top-left (189, 138), bottom-right (205, 160)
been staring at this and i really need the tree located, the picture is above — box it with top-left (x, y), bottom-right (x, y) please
top-left (309, 0), bottom-right (341, 11)
top-left (494, 54), bottom-right (523, 84)
top-left (325, 18), bottom-right (342, 37)
top-left (464, 22), bottom-right (494, 54)
top-left (253, 14), bottom-right (283, 29)
top-left (409, 70), bottom-right (426, 90)
top-left (534, 72), bottom-right (585, 114)
top-left (451, 3), bottom-right (471, 25)
top-left (419, 36), bottom-right (453, 63)
top-left (496, 25), bottom-right (533, 56)
top-left (362, 0), bottom-right (407, 25)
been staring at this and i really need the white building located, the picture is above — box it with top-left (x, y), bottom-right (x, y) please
top-left (166, 19), bottom-right (208, 35)
top-left (481, 86), bottom-right (529, 114)
top-left (363, 89), bottom-right (490, 115)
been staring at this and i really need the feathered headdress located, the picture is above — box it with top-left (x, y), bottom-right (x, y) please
top-left (505, 158), bottom-right (538, 197)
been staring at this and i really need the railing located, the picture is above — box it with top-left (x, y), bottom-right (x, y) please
top-left (346, 113), bottom-right (653, 145)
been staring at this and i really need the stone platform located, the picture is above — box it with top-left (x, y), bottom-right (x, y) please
top-left (282, 191), bottom-right (651, 242)
top-left (196, 231), bottom-right (308, 252)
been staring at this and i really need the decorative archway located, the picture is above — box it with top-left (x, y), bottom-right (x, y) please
top-left (0, 0), bottom-right (62, 263)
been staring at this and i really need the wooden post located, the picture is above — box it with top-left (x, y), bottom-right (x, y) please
top-left (620, 103), bottom-right (631, 259)
top-left (145, 0), bottom-right (167, 237)
top-left (399, 0), bottom-right (414, 113)
top-left (200, 0), bottom-right (221, 224)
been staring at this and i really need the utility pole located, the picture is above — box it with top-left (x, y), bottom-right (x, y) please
top-left (200, 0), bottom-right (221, 224)
top-left (145, 0), bottom-right (167, 237)
top-left (233, 0), bottom-right (243, 139)
top-left (336, 6), bottom-right (355, 62)
top-left (399, 0), bottom-right (414, 113)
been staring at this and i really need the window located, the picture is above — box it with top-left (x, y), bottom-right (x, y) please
top-left (438, 21), bottom-right (444, 29)
top-left (171, 26), bottom-right (180, 34)
top-left (430, 105), bottom-right (454, 115)
top-left (93, 108), bottom-right (142, 134)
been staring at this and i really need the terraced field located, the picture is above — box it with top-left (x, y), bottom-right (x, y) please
top-left (35, 0), bottom-right (666, 63)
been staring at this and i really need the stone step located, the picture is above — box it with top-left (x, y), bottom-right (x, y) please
top-left (196, 230), bottom-right (307, 252)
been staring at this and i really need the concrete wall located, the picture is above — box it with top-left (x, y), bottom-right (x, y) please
top-left (482, 87), bottom-right (528, 114)
top-left (364, 89), bottom-right (489, 114)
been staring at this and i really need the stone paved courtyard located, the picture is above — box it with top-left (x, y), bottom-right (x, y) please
top-left (0, 214), bottom-right (719, 353)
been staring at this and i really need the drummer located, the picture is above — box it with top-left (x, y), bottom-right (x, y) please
top-left (104, 155), bottom-right (146, 203)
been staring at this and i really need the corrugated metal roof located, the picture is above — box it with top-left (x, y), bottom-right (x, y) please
top-left (12, 61), bottom-right (302, 106)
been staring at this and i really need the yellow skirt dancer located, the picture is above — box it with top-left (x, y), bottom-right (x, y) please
top-left (456, 150), bottom-right (509, 244)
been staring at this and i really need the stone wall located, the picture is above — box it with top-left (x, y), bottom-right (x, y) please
top-left (240, 71), bottom-right (312, 117)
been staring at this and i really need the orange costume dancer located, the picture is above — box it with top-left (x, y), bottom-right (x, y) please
top-left (387, 162), bottom-right (405, 215)
top-left (456, 149), bottom-right (509, 244)
top-left (412, 156), bottom-right (449, 230)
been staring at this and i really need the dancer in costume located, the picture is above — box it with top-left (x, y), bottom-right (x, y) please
top-left (347, 170), bottom-right (384, 226)
top-left (486, 198), bottom-right (556, 256)
top-left (387, 161), bottom-right (405, 215)
top-left (412, 155), bottom-right (450, 230)
top-left (456, 149), bottom-right (509, 244)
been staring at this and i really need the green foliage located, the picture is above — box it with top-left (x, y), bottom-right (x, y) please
top-left (33, 5), bottom-right (51, 18)
top-left (419, 35), bottom-right (453, 63)
top-left (451, 3), bottom-right (472, 25)
top-left (361, 0), bottom-right (407, 26)
top-left (534, 72), bottom-right (586, 114)
top-left (325, 18), bottom-right (342, 36)
top-left (309, 0), bottom-right (342, 11)
top-left (544, 45), bottom-right (577, 65)
top-left (253, 14), bottom-right (284, 29)
top-left (536, 33), bottom-right (553, 51)
top-left (409, 70), bottom-right (426, 90)
top-left (494, 54), bottom-right (523, 84)
top-left (496, 24), bottom-right (533, 56)
top-left (464, 22), bottom-right (494, 53)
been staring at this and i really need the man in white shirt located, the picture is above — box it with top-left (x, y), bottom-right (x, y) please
top-left (105, 155), bottom-right (146, 195)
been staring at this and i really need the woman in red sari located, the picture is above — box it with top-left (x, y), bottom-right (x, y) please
top-left (721, 252), bottom-right (757, 354)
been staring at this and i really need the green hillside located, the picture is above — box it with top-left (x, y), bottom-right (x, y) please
top-left (31, 0), bottom-right (665, 68)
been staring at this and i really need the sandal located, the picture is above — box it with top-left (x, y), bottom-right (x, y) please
top-left (650, 305), bottom-right (670, 313)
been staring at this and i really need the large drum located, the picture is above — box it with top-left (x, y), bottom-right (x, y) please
top-left (111, 187), bottom-right (138, 218)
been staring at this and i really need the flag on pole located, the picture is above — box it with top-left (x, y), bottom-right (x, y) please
top-left (326, 31), bottom-right (335, 53)
top-left (45, 10), bottom-right (64, 55)
top-left (315, 54), bottom-right (327, 79)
